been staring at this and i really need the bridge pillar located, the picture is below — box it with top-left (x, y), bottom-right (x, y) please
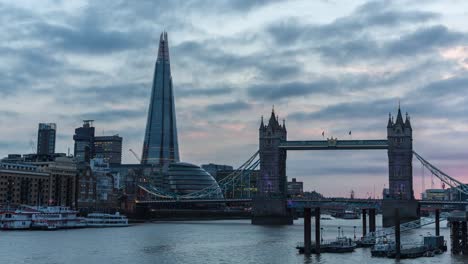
top-left (304, 208), bottom-right (311, 255)
top-left (315, 207), bottom-right (321, 254)
top-left (395, 208), bottom-right (401, 260)
top-left (369, 209), bottom-right (376, 234)
top-left (435, 209), bottom-right (440, 236)
top-left (362, 209), bottom-right (367, 237)
top-left (252, 109), bottom-right (293, 225)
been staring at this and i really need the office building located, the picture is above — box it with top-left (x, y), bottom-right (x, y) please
top-left (37, 123), bottom-right (56, 155)
top-left (165, 162), bottom-right (222, 198)
top-left (287, 178), bottom-right (303, 197)
top-left (141, 32), bottom-right (180, 167)
top-left (94, 135), bottom-right (122, 165)
top-left (73, 120), bottom-right (95, 163)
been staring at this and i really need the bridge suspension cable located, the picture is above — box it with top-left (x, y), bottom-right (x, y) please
top-left (413, 151), bottom-right (468, 196)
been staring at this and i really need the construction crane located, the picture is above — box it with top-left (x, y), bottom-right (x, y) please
top-left (129, 149), bottom-right (141, 163)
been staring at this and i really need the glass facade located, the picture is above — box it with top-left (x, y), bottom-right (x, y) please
top-left (73, 120), bottom-right (95, 163)
top-left (141, 32), bottom-right (179, 167)
top-left (166, 162), bottom-right (223, 198)
top-left (94, 135), bottom-right (122, 165)
top-left (37, 123), bottom-right (56, 155)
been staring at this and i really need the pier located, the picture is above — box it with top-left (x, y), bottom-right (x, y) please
top-left (448, 210), bottom-right (468, 254)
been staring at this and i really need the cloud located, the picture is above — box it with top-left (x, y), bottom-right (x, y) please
top-left (412, 76), bottom-right (468, 98)
top-left (1, 0), bottom-right (468, 196)
top-left (385, 25), bottom-right (465, 56)
top-left (78, 109), bottom-right (145, 123)
top-left (204, 101), bottom-right (252, 114)
top-left (267, 1), bottom-right (439, 46)
top-left (32, 19), bottom-right (151, 54)
top-left (173, 40), bottom-right (303, 81)
top-left (247, 79), bottom-right (339, 100)
top-left (177, 86), bottom-right (233, 97)
top-left (287, 98), bottom-right (396, 122)
top-left (315, 25), bottom-right (467, 63)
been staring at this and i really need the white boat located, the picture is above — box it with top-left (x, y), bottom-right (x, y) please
top-left (27, 206), bottom-right (85, 230)
top-left (85, 212), bottom-right (129, 227)
top-left (0, 210), bottom-right (34, 230)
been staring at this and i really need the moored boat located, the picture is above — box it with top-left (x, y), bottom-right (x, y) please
top-left (331, 210), bottom-right (360, 219)
top-left (0, 210), bottom-right (34, 230)
top-left (85, 212), bottom-right (129, 227)
top-left (297, 236), bottom-right (356, 254)
top-left (386, 245), bottom-right (428, 259)
top-left (30, 206), bottom-right (85, 230)
top-left (371, 238), bottom-right (395, 257)
top-left (356, 235), bottom-right (376, 248)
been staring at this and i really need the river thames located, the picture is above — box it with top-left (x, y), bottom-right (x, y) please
top-left (0, 215), bottom-right (466, 264)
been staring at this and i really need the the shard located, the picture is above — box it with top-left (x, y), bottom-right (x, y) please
top-left (141, 32), bottom-right (180, 167)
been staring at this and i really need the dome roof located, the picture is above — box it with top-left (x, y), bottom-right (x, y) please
top-left (166, 162), bottom-right (223, 198)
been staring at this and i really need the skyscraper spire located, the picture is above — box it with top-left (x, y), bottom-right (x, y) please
top-left (141, 32), bottom-right (179, 167)
top-left (157, 31), bottom-right (170, 62)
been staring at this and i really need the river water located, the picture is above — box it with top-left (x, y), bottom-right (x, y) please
top-left (0, 215), bottom-right (466, 264)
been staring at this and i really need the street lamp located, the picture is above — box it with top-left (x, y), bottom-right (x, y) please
top-left (338, 226), bottom-right (341, 238)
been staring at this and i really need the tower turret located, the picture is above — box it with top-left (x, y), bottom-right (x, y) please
top-left (259, 116), bottom-right (265, 130)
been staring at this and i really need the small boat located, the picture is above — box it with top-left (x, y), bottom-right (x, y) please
top-left (320, 215), bottom-right (335, 220)
top-left (387, 245), bottom-right (428, 259)
top-left (297, 236), bottom-right (356, 254)
top-left (85, 212), bottom-right (129, 227)
top-left (331, 210), bottom-right (360, 219)
top-left (356, 235), bottom-right (376, 248)
top-left (371, 238), bottom-right (395, 257)
top-left (328, 237), bottom-right (357, 253)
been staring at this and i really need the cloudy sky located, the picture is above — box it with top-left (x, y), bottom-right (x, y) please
top-left (1, 0), bottom-right (468, 197)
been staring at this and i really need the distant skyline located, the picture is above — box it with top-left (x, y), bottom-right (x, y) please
top-left (0, 0), bottom-right (467, 197)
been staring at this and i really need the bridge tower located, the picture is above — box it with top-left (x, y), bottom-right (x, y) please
top-left (387, 106), bottom-right (414, 200)
top-left (252, 108), bottom-right (293, 225)
top-left (383, 105), bottom-right (418, 227)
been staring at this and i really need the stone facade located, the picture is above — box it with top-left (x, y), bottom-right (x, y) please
top-left (253, 108), bottom-right (292, 225)
top-left (258, 109), bottom-right (287, 195)
top-left (387, 106), bottom-right (414, 200)
top-left (0, 157), bottom-right (77, 207)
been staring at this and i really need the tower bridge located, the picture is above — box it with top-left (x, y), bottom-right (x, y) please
top-left (137, 105), bottom-right (467, 227)
top-left (253, 106), bottom-right (415, 226)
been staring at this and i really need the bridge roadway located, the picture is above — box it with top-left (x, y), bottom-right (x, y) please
top-left (137, 198), bottom-right (468, 208)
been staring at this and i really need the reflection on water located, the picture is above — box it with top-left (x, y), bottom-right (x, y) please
top-left (0, 215), bottom-right (464, 264)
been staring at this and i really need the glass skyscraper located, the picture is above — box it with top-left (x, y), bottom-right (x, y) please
top-left (141, 32), bottom-right (180, 167)
top-left (37, 123), bottom-right (56, 155)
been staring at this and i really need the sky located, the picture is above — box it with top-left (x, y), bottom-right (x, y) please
top-left (1, 0), bottom-right (467, 198)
